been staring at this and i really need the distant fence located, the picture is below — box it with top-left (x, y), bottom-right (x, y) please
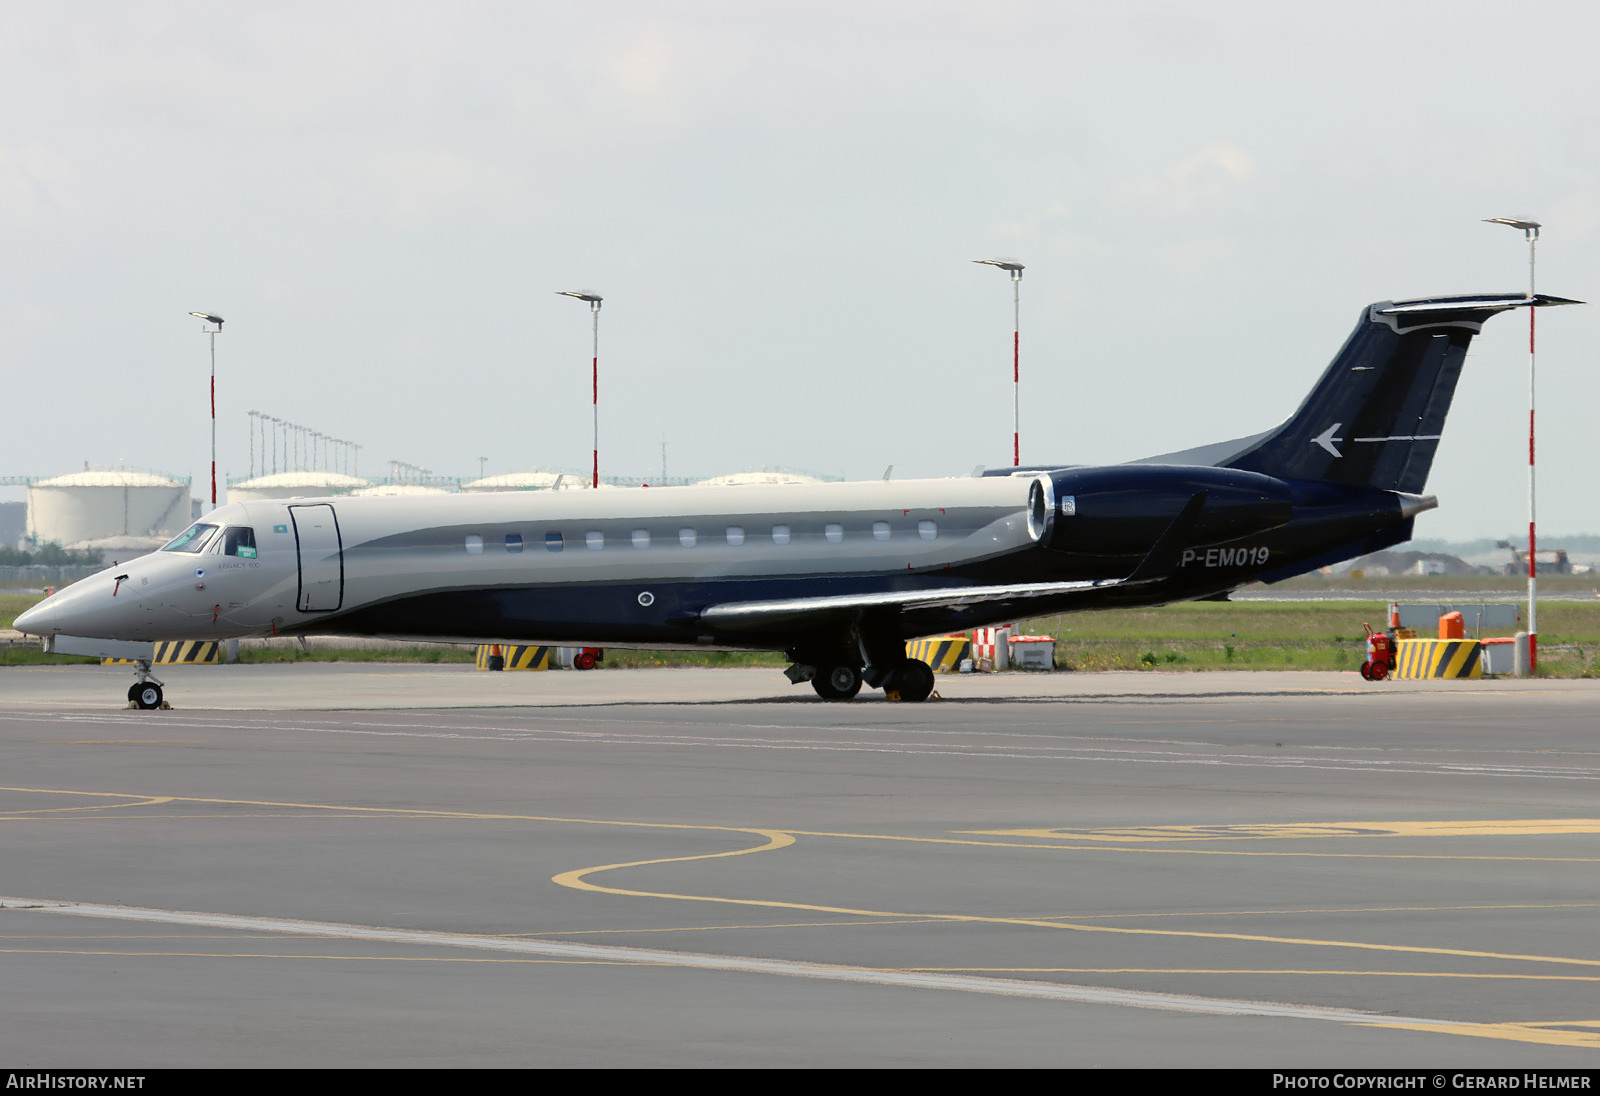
top-left (0, 565), bottom-right (103, 588)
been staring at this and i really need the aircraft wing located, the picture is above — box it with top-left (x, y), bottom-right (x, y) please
top-left (697, 578), bottom-right (1122, 630)
top-left (696, 490), bottom-right (1206, 632)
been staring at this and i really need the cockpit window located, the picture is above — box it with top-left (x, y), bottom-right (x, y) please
top-left (162, 523), bottom-right (219, 553)
top-left (223, 527), bottom-right (257, 559)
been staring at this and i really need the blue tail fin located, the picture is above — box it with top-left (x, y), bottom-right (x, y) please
top-left (1224, 294), bottom-right (1578, 491)
top-left (1195, 294), bottom-right (1577, 492)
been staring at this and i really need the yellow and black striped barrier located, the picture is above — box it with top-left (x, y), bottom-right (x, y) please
top-left (1394, 638), bottom-right (1483, 680)
top-left (905, 636), bottom-right (971, 673)
top-left (103, 641), bottom-right (221, 666)
top-left (476, 644), bottom-right (555, 671)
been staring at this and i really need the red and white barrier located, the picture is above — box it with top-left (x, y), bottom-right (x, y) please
top-left (971, 625), bottom-right (1013, 670)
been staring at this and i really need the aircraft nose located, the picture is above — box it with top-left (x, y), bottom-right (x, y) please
top-left (13, 597), bottom-right (60, 636)
top-left (12, 574), bottom-right (121, 637)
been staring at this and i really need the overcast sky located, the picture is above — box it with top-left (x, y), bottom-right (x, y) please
top-left (3, 1), bottom-right (1597, 540)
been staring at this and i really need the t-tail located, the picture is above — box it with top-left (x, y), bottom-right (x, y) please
top-left (1209, 293), bottom-right (1580, 491)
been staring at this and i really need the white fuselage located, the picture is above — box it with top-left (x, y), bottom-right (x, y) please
top-left (16, 476), bottom-right (1044, 646)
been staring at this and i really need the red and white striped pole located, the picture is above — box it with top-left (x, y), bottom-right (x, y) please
top-left (1484, 218), bottom-right (1541, 674)
top-left (592, 301), bottom-right (600, 490)
top-left (189, 313), bottom-right (224, 507)
top-left (974, 259), bottom-right (1026, 466)
top-left (1011, 268), bottom-right (1021, 467)
top-left (1525, 226), bottom-right (1539, 673)
top-left (558, 291), bottom-right (604, 489)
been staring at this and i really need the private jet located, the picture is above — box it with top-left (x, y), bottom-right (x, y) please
top-left (16, 292), bottom-right (1576, 707)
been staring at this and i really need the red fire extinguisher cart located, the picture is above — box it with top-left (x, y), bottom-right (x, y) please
top-left (1360, 622), bottom-right (1395, 681)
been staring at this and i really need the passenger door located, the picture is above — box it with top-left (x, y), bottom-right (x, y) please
top-left (289, 504), bottom-right (344, 612)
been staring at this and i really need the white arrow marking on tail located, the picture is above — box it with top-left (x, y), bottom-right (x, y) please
top-left (1311, 424), bottom-right (1344, 458)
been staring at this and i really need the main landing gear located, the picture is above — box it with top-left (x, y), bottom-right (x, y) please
top-left (788, 656), bottom-right (936, 703)
top-left (811, 663), bottom-right (864, 701)
top-left (126, 660), bottom-right (167, 710)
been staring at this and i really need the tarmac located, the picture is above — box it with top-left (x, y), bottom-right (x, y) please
top-left (3, 663), bottom-right (1599, 1066)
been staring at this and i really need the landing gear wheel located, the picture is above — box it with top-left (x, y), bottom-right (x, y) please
top-left (133, 683), bottom-right (164, 710)
top-left (887, 659), bottom-right (936, 703)
top-left (1368, 659), bottom-right (1389, 681)
top-left (812, 663), bottom-right (863, 701)
top-left (127, 683), bottom-right (143, 702)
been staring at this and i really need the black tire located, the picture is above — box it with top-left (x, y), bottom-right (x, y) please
top-left (575, 652), bottom-right (598, 670)
top-left (889, 659), bottom-right (936, 703)
top-left (1369, 659), bottom-right (1389, 681)
top-left (812, 663), bottom-right (863, 700)
top-left (134, 683), bottom-right (163, 710)
top-left (127, 683), bottom-right (143, 702)
top-left (1360, 661), bottom-right (1373, 680)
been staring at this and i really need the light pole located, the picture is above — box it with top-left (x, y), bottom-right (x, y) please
top-left (973, 259), bottom-right (1024, 466)
top-left (1484, 216), bottom-right (1541, 674)
top-left (188, 312), bottom-right (224, 505)
top-left (558, 290), bottom-right (603, 488)
top-left (246, 411), bottom-right (257, 479)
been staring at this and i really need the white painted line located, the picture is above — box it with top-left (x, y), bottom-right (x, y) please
top-left (0, 895), bottom-right (1440, 1027)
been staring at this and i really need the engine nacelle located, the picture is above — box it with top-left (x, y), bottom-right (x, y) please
top-left (1045, 465), bottom-right (1292, 563)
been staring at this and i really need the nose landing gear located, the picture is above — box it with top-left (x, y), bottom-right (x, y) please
top-left (126, 660), bottom-right (168, 710)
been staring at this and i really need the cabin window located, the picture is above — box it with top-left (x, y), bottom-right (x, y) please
top-left (824, 523), bottom-right (843, 544)
top-left (465, 535), bottom-right (484, 555)
top-left (505, 533), bottom-right (523, 553)
top-left (585, 531), bottom-right (604, 551)
top-left (222, 527), bottom-right (257, 558)
top-left (725, 526), bottom-right (745, 546)
top-left (872, 521), bottom-right (891, 541)
top-left (679, 528), bottom-right (697, 547)
top-left (917, 520), bottom-right (937, 541)
top-left (545, 532), bottom-right (564, 552)
top-left (632, 529), bottom-right (650, 549)
top-left (771, 524), bottom-right (790, 545)
top-left (162, 523), bottom-right (218, 554)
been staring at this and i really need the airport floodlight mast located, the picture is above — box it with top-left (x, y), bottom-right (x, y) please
top-left (1484, 216), bottom-right (1543, 674)
top-left (188, 312), bottom-right (224, 505)
top-left (973, 259), bottom-right (1024, 466)
top-left (247, 411), bottom-right (259, 478)
top-left (558, 290), bottom-right (603, 488)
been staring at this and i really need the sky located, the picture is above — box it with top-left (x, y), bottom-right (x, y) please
top-left (3, 0), bottom-right (1598, 541)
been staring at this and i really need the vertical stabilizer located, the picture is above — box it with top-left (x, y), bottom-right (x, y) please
top-left (1226, 294), bottom-right (1577, 492)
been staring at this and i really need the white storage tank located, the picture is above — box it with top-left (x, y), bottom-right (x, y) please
top-left (461, 471), bottom-right (589, 492)
top-left (696, 470), bottom-right (822, 487)
top-left (227, 471), bottom-right (370, 501)
top-left (27, 469), bottom-right (191, 547)
top-left (350, 483), bottom-right (450, 497)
